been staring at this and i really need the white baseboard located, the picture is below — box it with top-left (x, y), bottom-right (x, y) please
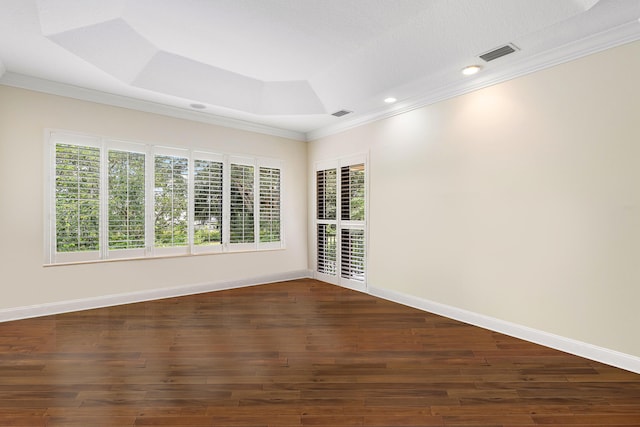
top-left (368, 284), bottom-right (640, 375)
top-left (0, 269), bottom-right (312, 323)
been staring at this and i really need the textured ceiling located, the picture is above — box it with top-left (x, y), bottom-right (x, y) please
top-left (1, 0), bottom-right (639, 140)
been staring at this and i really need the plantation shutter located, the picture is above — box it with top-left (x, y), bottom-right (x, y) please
top-left (154, 153), bottom-right (189, 250)
top-left (317, 168), bottom-right (337, 220)
top-left (47, 132), bottom-right (284, 264)
top-left (229, 163), bottom-right (255, 244)
top-left (55, 143), bottom-right (101, 255)
top-left (193, 158), bottom-right (223, 248)
top-left (316, 167), bottom-right (338, 278)
top-left (340, 163), bottom-right (365, 283)
top-left (315, 157), bottom-right (366, 290)
top-left (108, 150), bottom-right (146, 253)
top-left (341, 164), bottom-right (365, 221)
top-left (259, 166), bottom-right (281, 244)
top-left (341, 228), bottom-right (365, 281)
top-left (317, 223), bottom-right (337, 275)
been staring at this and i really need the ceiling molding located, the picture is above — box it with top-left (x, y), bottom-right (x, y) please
top-left (0, 72), bottom-right (307, 142)
top-left (306, 19), bottom-right (640, 142)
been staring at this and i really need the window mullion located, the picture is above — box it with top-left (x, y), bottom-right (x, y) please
top-left (45, 140), bottom-right (54, 264)
top-left (188, 153), bottom-right (195, 254)
top-left (336, 167), bottom-right (342, 281)
top-left (222, 155), bottom-right (230, 251)
top-left (100, 139), bottom-right (108, 260)
top-left (253, 163), bottom-right (260, 250)
top-left (145, 145), bottom-right (154, 257)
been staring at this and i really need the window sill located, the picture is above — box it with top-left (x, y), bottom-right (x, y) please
top-left (43, 246), bottom-right (286, 267)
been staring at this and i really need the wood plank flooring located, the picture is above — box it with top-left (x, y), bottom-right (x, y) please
top-left (0, 278), bottom-right (639, 426)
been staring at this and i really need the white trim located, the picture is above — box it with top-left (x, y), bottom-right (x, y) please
top-left (0, 270), bottom-right (312, 323)
top-left (106, 139), bottom-right (147, 153)
top-left (43, 131), bottom-right (54, 265)
top-left (339, 279), bottom-right (367, 293)
top-left (315, 270), bottom-right (339, 286)
top-left (0, 72), bottom-right (306, 142)
top-left (50, 131), bottom-right (101, 146)
top-left (368, 284), bottom-right (640, 375)
top-left (307, 20), bottom-right (640, 142)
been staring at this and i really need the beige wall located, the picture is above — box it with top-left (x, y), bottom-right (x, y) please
top-left (2, 40), bottom-right (639, 359)
top-left (0, 86), bottom-right (308, 309)
top-left (308, 40), bottom-right (640, 357)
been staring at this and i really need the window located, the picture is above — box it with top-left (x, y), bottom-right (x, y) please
top-left (340, 163), bottom-right (365, 283)
top-left (316, 167), bottom-right (338, 276)
top-left (154, 153), bottom-right (189, 250)
top-left (341, 164), bottom-right (365, 222)
top-left (46, 132), bottom-right (283, 264)
top-left (108, 149), bottom-right (145, 252)
top-left (193, 158), bottom-right (223, 247)
top-left (317, 223), bottom-right (337, 275)
top-left (55, 143), bottom-right (100, 255)
top-left (259, 167), bottom-right (281, 243)
top-left (341, 228), bottom-right (365, 282)
top-left (317, 168), bottom-right (336, 220)
top-left (315, 156), bottom-right (366, 290)
top-left (229, 163), bottom-right (255, 244)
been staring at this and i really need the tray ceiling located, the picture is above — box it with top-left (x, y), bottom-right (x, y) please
top-left (1, 0), bottom-right (639, 140)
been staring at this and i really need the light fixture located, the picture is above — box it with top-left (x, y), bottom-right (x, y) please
top-left (461, 65), bottom-right (482, 76)
top-left (384, 97), bottom-right (397, 104)
top-left (190, 103), bottom-right (206, 110)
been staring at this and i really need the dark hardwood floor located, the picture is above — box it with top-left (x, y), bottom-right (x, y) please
top-left (0, 278), bottom-right (639, 426)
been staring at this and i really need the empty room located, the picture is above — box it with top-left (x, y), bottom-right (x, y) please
top-left (1, 0), bottom-right (640, 426)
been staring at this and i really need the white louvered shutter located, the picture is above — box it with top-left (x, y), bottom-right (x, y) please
top-left (154, 154), bottom-right (189, 249)
top-left (193, 159), bottom-right (223, 247)
top-left (340, 163), bottom-right (365, 283)
top-left (55, 143), bottom-right (101, 255)
top-left (108, 150), bottom-right (146, 252)
top-left (259, 166), bottom-right (281, 244)
top-left (315, 158), bottom-right (366, 289)
top-left (229, 163), bottom-right (255, 244)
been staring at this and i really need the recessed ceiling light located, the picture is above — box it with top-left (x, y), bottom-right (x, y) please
top-left (190, 103), bottom-right (206, 110)
top-left (461, 65), bottom-right (482, 76)
top-left (384, 97), bottom-right (397, 104)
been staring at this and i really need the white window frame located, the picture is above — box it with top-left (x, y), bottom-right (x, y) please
top-left (44, 130), bottom-right (284, 265)
top-left (151, 146), bottom-right (190, 258)
top-left (258, 157), bottom-right (284, 251)
top-left (191, 151), bottom-right (225, 255)
top-left (104, 139), bottom-right (148, 261)
top-left (227, 156), bottom-right (257, 252)
top-left (45, 132), bottom-right (102, 264)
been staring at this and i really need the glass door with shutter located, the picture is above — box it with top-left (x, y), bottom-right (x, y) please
top-left (315, 156), bottom-right (366, 291)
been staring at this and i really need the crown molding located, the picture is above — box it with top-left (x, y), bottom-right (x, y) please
top-left (306, 19), bottom-right (640, 142)
top-left (0, 72), bottom-right (307, 142)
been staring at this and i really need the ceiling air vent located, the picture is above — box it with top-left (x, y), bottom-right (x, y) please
top-left (479, 43), bottom-right (519, 62)
top-left (331, 109), bottom-right (352, 117)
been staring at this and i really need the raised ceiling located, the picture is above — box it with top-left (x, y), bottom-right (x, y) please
top-left (1, 0), bottom-right (639, 141)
